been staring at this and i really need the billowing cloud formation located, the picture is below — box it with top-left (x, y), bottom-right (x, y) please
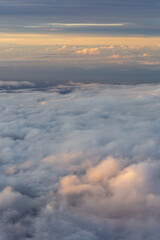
top-left (60, 157), bottom-right (160, 219)
top-left (1, 83), bottom-right (160, 239)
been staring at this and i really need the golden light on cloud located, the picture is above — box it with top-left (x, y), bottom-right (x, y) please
top-left (0, 33), bottom-right (160, 47)
top-left (109, 54), bottom-right (120, 59)
top-left (57, 45), bottom-right (66, 51)
top-left (76, 47), bottom-right (99, 55)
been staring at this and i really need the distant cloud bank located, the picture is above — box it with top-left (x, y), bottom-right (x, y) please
top-left (1, 83), bottom-right (160, 239)
top-left (0, 81), bottom-right (35, 89)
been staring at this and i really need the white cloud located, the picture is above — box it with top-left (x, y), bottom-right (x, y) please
top-left (0, 80), bottom-right (35, 89)
top-left (1, 83), bottom-right (160, 239)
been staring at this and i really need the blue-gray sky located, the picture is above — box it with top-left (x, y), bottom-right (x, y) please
top-left (0, 0), bottom-right (160, 35)
top-left (0, 0), bottom-right (160, 86)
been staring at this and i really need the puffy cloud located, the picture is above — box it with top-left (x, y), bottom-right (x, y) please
top-left (108, 45), bottom-right (115, 49)
top-left (139, 53), bottom-right (149, 57)
top-left (0, 186), bottom-right (36, 240)
top-left (0, 186), bottom-right (34, 213)
top-left (109, 54), bottom-right (120, 59)
top-left (76, 48), bottom-right (99, 55)
top-left (1, 83), bottom-right (160, 239)
top-left (60, 157), bottom-right (160, 220)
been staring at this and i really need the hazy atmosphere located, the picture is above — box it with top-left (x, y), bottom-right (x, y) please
top-left (0, 0), bottom-right (160, 86)
top-left (0, 1), bottom-right (160, 240)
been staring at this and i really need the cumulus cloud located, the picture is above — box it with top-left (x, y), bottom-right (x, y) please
top-left (109, 54), bottom-right (120, 59)
top-left (108, 45), bottom-right (115, 49)
top-left (1, 83), bottom-right (160, 239)
top-left (60, 157), bottom-right (160, 220)
top-left (139, 53), bottom-right (149, 57)
top-left (76, 48), bottom-right (99, 55)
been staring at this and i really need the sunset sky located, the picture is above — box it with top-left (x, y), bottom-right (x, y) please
top-left (0, 0), bottom-right (160, 86)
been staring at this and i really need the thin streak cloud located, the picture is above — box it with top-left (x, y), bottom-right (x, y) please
top-left (49, 23), bottom-right (126, 27)
top-left (24, 22), bottom-right (126, 30)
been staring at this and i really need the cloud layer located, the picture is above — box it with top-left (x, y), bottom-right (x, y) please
top-left (0, 81), bottom-right (35, 90)
top-left (1, 83), bottom-right (160, 239)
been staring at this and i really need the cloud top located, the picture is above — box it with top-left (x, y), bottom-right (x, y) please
top-left (1, 83), bottom-right (160, 239)
top-left (0, 80), bottom-right (34, 89)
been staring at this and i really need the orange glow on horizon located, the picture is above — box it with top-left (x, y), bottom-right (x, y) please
top-left (0, 33), bottom-right (160, 47)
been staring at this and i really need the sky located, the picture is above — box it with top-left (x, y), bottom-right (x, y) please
top-left (1, 2), bottom-right (160, 239)
top-left (0, 0), bottom-right (160, 86)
